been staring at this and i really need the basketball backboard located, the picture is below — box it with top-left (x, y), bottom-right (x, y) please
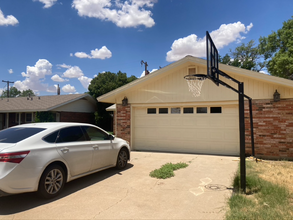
top-left (206, 31), bottom-right (219, 86)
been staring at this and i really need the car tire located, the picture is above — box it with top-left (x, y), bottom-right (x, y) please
top-left (38, 164), bottom-right (66, 199)
top-left (116, 148), bottom-right (128, 170)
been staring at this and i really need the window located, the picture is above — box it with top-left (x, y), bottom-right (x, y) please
top-left (56, 126), bottom-right (86, 143)
top-left (159, 108), bottom-right (168, 114)
top-left (82, 126), bottom-right (110, 141)
top-left (210, 107), bottom-right (222, 113)
top-left (188, 67), bottom-right (197, 75)
top-left (183, 107), bottom-right (194, 114)
top-left (147, 108), bottom-right (156, 114)
top-left (43, 130), bottom-right (59, 143)
top-left (26, 113), bottom-right (32, 122)
top-left (0, 127), bottom-right (46, 143)
top-left (171, 107), bottom-right (181, 114)
top-left (197, 107), bottom-right (207, 114)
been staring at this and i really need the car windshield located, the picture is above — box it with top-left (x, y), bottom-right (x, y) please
top-left (0, 127), bottom-right (46, 143)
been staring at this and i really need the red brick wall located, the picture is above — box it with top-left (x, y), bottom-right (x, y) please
top-left (60, 112), bottom-right (95, 124)
top-left (116, 104), bottom-right (131, 145)
top-left (245, 99), bottom-right (293, 160)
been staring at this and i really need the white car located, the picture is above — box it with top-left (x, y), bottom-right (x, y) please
top-left (0, 122), bottom-right (130, 199)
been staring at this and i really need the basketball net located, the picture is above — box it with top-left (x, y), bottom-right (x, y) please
top-left (184, 75), bottom-right (206, 97)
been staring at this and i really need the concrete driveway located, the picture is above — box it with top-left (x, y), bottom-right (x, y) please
top-left (0, 152), bottom-right (238, 220)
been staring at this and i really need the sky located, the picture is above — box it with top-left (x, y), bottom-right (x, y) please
top-left (0, 0), bottom-right (293, 96)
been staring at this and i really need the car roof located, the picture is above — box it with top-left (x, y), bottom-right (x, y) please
top-left (13, 122), bottom-right (94, 129)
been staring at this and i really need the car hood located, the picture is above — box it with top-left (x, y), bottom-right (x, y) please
top-left (0, 143), bottom-right (16, 152)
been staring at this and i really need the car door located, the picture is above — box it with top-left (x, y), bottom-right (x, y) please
top-left (56, 126), bottom-right (93, 177)
top-left (81, 126), bottom-right (117, 170)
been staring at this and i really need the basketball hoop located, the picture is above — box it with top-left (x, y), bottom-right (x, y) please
top-left (184, 74), bottom-right (207, 97)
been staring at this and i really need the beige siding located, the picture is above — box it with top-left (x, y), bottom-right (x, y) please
top-left (115, 63), bottom-right (293, 105)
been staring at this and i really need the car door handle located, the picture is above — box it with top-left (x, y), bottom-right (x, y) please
top-left (60, 147), bottom-right (69, 153)
top-left (93, 145), bottom-right (99, 150)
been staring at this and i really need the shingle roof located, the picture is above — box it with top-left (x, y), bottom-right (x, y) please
top-left (0, 94), bottom-right (96, 113)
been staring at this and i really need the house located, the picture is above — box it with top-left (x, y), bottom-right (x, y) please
top-left (0, 94), bottom-right (97, 129)
top-left (98, 56), bottom-right (293, 160)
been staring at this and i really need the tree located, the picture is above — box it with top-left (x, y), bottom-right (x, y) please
top-left (220, 40), bottom-right (265, 72)
top-left (1, 87), bottom-right (35, 98)
top-left (259, 16), bottom-right (293, 79)
top-left (88, 71), bottom-right (137, 130)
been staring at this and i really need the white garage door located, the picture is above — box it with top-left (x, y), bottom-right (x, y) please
top-left (133, 105), bottom-right (239, 156)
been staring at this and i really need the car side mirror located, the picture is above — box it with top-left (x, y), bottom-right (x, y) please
top-left (109, 134), bottom-right (114, 141)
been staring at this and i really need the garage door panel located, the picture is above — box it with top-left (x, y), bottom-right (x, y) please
top-left (133, 106), bottom-right (239, 156)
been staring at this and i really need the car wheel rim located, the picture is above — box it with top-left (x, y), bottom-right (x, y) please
top-left (118, 151), bottom-right (127, 168)
top-left (45, 169), bottom-right (63, 195)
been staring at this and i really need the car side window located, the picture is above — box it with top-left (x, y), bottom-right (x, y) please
top-left (43, 130), bottom-right (59, 143)
top-left (56, 126), bottom-right (86, 143)
top-left (82, 126), bottom-right (110, 141)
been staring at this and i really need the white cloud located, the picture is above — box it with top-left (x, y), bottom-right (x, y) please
top-left (72, 0), bottom-right (156, 28)
top-left (14, 59), bottom-right (52, 92)
top-left (140, 68), bottom-right (157, 77)
top-left (78, 76), bottom-right (92, 89)
top-left (166, 22), bottom-right (253, 62)
top-left (74, 46), bottom-right (112, 59)
top-left (246, 23), bottom-right (253, 32)
top-left (8, 69), bottom-right (13, 74)
top-left (34, 0), bottom-right (58, 8)
top-left (51, 74), bottom-right (67, 82)
top-left (62, 84), bottom-right (76, 93)
top-left (0, 9), bottom-right (19, 26)
top-left (57, 63), bottom-right (71, 69)
top-left (70, 53), bottom-right (73, 57)
top-left (63, 66), bottom-right (84, 78)
top-left (74, 52), bottom-right (90, 59)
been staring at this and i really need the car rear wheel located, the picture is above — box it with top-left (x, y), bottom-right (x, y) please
top-left (116, 148), bottom-right (128, 170)
top-left (38, 164), bottom-right (65, 199)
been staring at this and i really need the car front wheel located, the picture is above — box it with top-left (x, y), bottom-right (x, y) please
top-left (38, 164), bottom-right (65, 199)
top-left (116, 148), bottom-right (128, 170)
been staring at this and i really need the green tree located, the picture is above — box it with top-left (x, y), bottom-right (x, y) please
top-left (35, 112), bottom-right (55, 122)
top-left (1, 87), bottom-right (35, 98)
top-left (259, 16), bottom-right (293, 79)
top-left (88, 71), bottom-right (137, 130)
top-left (221, 40), bottom-right (265, 71)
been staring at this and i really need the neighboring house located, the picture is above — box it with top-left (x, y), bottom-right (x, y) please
top-left (0, 94), bottom-right (97, 129)
top-left (98, 56), bottom-right (293, 160)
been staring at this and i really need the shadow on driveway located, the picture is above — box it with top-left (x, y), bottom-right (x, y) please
top-left (0, 163), bottom-right (133, 215)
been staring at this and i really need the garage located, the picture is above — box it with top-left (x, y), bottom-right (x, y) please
top-left (132, 104), bottom-right (239, 155)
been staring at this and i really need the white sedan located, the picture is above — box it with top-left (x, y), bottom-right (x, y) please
top-left (0, 122), bottom-right (130, 199)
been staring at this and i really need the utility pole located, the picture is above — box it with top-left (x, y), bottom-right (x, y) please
top-left (2, 80), bottom-right (14, 98)
top-left (141, 60), bottom-right (149, 76)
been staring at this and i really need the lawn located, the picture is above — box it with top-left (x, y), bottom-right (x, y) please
top-left (226, 159), bottom-right (293, 219)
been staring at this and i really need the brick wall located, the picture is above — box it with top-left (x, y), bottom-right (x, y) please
top-left (60, 112), bottom-right (95, 124)
top-left (116, 104), bottom-right (131, 145)
top-left (245, 99), bottom-right (293, 160)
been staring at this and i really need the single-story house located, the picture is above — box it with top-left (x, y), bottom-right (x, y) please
top-left (0, 94), bottom-right (97, 129)
top-left (98, 56), bottom-right (293, 160)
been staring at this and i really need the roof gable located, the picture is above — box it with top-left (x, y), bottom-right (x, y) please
top-left (97, 56), bottom-right (293, 103)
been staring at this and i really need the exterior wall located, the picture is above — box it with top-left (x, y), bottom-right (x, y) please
top-left (60, 112), bottom-right (95, 124)
top-left (116, 104), bottom-right (131, 145)
top-left (245, 99), bottom-right (293, 160)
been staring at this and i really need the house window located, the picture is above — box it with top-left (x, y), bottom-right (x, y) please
top-left (183, 107), bottom-right (194, 114)
top-left (159, 108), bottom-right (168, 114)
top-left (188, 67), bottom-right (197, 75)
top-left (197, 107), bottom-right (207, 114)
top-left (147, 108), bottom-right (156, 114)
top-left (26, 113), bottom-right (33, 122)
top-left (210, 107), bottom-right (222, 113)
top-left (171, 107), bottom-right (181, 114)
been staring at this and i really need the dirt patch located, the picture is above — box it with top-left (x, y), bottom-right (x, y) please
top-left (250, 159), bottom-right (293, 194)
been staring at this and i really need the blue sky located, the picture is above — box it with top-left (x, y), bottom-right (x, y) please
top-left (0, 0), bottom-right (292, 96)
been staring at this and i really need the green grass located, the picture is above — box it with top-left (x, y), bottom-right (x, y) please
top-left (226, 161), bottom-right (293, 220)
top-left (149, 162), bottom-right (188, 179)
